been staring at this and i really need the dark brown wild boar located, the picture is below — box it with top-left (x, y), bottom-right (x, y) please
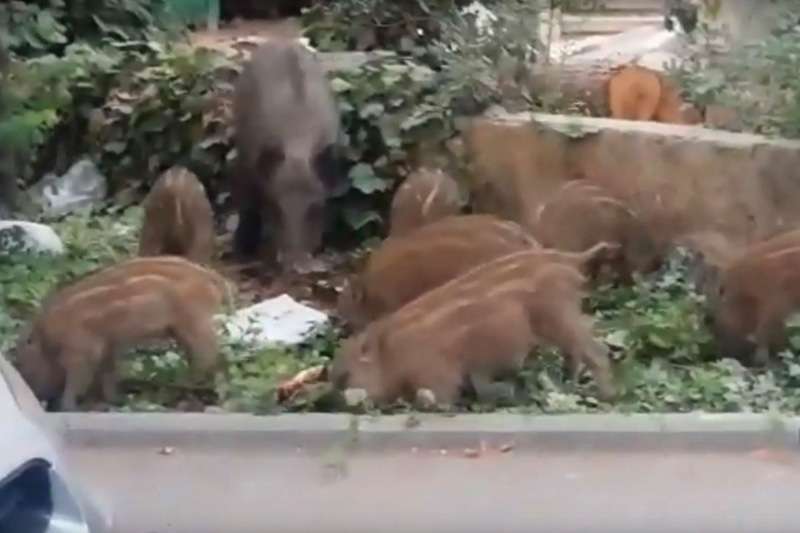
top-left (138, 166), bottom-right (215, 264)
top-left (389, 167), bottom-right (462, 237)
top-left (231, 40), bottom-right (342, 274)
top-left (330, 252), bottom-right (617, 407)
top-left (679, 228), bottom-right (800, 366)
top-left (12, 257), bottom-right (233, 411)
top-left (530, 180), bottom-right (661, 282)
top-left (337, 214), bottom-right (541, 329)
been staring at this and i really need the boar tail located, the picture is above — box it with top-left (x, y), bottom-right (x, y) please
top-left (575, 241), bottom-right (622, 265)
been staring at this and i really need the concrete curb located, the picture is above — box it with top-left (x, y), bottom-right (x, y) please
top-left (53, 412), bottom-right (800, 453)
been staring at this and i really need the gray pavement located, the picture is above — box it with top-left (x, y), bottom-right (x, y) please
top-left (57, 412), bottom-right (800, 533)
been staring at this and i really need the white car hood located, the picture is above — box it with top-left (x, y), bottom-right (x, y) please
top-left (0, 367), bottom-right (59, 479)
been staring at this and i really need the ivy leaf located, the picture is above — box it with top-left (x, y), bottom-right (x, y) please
top-left (342, 207), bottom-right (382, 230)
top-left (348, 163), bottom-right (390, 194)
top-left (329, 77), bottom-right (353, 93)
top-left (359, 102), bottom-right (384, 119)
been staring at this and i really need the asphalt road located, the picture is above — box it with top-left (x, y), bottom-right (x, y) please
top-left (65, 442), bottom-right (800, 533)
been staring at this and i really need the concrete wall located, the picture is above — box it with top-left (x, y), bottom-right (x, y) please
top-left (462, 111), bottom-right (800, 246)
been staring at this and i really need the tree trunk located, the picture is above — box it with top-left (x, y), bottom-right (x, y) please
top-left (528, 24), bottom-right (689, 116)
top-left (529, 60), bottom-right (615, 116)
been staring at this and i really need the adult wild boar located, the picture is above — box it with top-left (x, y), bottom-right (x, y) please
top-left (337, 214), bottom-right (541, 329)
top-left (389, 167), bottom-right (462, 237)
top-left (531, 180), bottom-right (661, 283)
top-left (330, 251), bottom-right (617, 407)
top-left (139, 166), bottom-right (215, 264)
top-left (231, 40), bottom-right (341, 273)
top-left (680, 228), bottom-right (800, 366)
top-left (12, 257), bottom-right (233, 411)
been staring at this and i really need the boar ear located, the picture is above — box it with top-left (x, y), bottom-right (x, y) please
top-left (314, 144), bottom-right (346, 196)
top-left (675, 231), bottom-right (740, 269)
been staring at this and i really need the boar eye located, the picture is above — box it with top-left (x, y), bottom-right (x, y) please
top-left (258, 146), bottom-right (285, 177)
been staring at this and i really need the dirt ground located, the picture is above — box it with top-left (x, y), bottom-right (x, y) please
top-left (211, 225), bottom-right (366, 316)
top-left (189, 17), bottom-right (303, 51)
top-left (219, 248), bottom-right (360, 316)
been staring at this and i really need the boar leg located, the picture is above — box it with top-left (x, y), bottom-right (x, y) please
top-left (562, 357), bottom-right (582, 383)
top-left (416, 360), bottom-right (463, 409)
top-left (753, 314), bottom-right (785, 367)
top-left (84, 355), bottom-right (118, 408)
top-left (550, 316), bottom-right (616, 401)
top-left (468, 372), bottom-right (517, 406)
top-left (98, 355), bottom-right (120, 405)
top-left (172, 316), bottom-right (220, 383)
top-left (59, 350), bottom-right (102, 412)
top-left (233, 198), bottom-right (263, 257)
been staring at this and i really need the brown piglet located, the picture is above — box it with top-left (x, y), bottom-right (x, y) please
top-left (680, 228), bottom-right (800, 366)
top-left (12, 256), bottom-right (234, 411)
top-left (330, 249), bottom-right (617, 407)
top-left (337, 214), bottom-right (541, 329)
top-left (139, 166), bottom-right (215, 264)
top-left (389, 167), bottom-right (462, 237)
top-left (531, 180), bottom-right (661, 283)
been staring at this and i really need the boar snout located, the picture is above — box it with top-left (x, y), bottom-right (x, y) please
top-left (13, 335), bottom-right (61, 406)
top-left (279, 251), bottom-right (327, 275)
top-left (268, 161), bottom-right (327, 272)
top-left (711, 317), bottom-right (756, 363)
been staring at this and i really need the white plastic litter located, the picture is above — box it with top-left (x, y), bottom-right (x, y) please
top-left (0, 221), bottom-right (64, 255)
top-left (220, 294), bottom-right (329, 347)
top-left (461, 1), bottom-right (497, 35)
top-left (33, 159), bottom-right (108, 217)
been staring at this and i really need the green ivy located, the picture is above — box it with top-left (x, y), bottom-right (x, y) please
top-left (671, 4), bottom-right (800, 138)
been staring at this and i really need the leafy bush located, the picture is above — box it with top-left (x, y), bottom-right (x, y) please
top-left (0, 207), bottom-right (141, 354)
top-left (3, 0), bottom-right (546, 234)
top-left (0, 0), bottom-right (171, 58)
top-left (0, 1), bottom-right (68, 57)
top-left (328, 55), bottom-right (454, 232)
top-left (671, 4), bottom-right (800, 137)
top-left (0, 43), bottom-right (128, 186)
top-left (301, 0), bottom-right (485, 53)
top-left (91, 42), bottom-right (237, 195)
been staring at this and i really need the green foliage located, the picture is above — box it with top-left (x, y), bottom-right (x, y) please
top-left (672, 4), bottom-right (800, 137)
top-left (91, 42), bottom-right (237, 192)
top-left (213, 327), bottom-right (342, 414)
top-left (0, 0), bottom-right (180, 191)
top-left (0, 44), bottom-right (123, 184)
top-left (65, 0), bottom-right (170, 42)
top-left (1, 0), bottom-right (172, 58)
top-left (2, 0), bottom-right (547, 234)
top-left (316, 0), bottom-right (543, 230)
top-left (301, 0), bottom-right (482, 53)
top-left (328, 55), bottom-right (450, 230)
top-left (0, 1), bottom-right (68, 56)
top-left (0, 208), bottom-right (141, 353)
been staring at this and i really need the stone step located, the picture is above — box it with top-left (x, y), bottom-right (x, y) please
top-left (563, 0), bottom-right (663, 13)
top-left (562, 14), bottom-right (665, 35)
